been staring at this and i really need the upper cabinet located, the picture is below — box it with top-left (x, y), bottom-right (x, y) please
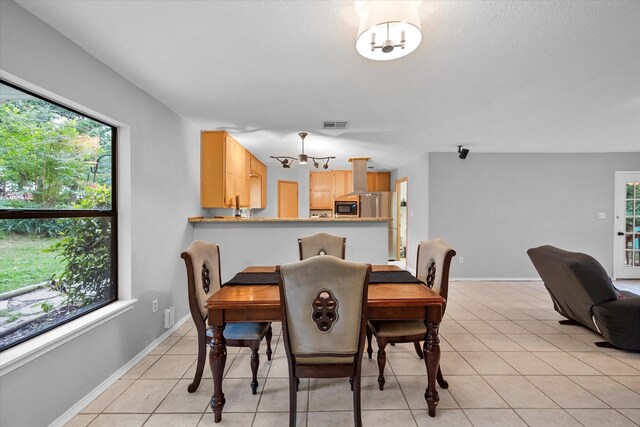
top-left (333, 170), bottom-right (357, 202)
top-left (249, 152), bottom-right (267, 209)
top-left (367, 172), bottom-right (391, 192)
top-left (309, 172), bottom-right (333, 209)
top-left (309, 169), bottom-right (391, 211)
top-left (201, 131), bottom-right (266, 209)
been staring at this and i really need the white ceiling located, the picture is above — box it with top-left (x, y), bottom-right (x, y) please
top-left (17, 0), bottom-right (640, 170)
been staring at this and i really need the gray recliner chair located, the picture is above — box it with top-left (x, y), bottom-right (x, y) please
top-left (527, 245), bottom-right (640, 351)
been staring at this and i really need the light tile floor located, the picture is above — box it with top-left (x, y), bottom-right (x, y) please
top-left (67, 280), bottom-right (640, 427)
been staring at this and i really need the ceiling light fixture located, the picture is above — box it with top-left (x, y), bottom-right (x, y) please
top-left (270, 132), bottom-right (336, 169)
top-left (356, 1), bottom-right (422, 61)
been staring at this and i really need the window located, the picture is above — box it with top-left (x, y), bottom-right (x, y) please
top-left (0, 80), bottom-right (117, 351)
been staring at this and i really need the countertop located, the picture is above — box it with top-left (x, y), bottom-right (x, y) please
top-left (188, 216), bottom-right (390, 223)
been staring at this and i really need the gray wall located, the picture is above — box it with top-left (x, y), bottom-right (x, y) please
top-left (194, 221), bottom-right (388, 283)
top-left (0, 2), bottom-right (200, 425)
top-left (394, 152), bottom-right (430, 271)
top-left (429, 152), bottom-right (640, 278)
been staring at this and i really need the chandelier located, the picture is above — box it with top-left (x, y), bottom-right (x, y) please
top-left (355, 1), bottom-right (422, 61)
top-left (270, 132), bottom-right (336, 169)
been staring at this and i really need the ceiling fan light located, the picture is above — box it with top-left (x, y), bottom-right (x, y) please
top-left (356, 1), bottom-right (422, 61)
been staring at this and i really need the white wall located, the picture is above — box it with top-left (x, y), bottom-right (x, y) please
top-left (0, 2), bottom-right (200, 425)
top-left (428, 152), bottom-right (640, 278)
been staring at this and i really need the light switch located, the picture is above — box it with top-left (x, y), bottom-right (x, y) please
top-left (596, 212), bottom-right (606, 220)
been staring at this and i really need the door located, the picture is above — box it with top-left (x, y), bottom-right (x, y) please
top-left (395, 178), bottom-right (408, 266)
top-left (614, 172), bottom-right (640, 279)
top-left (278, 180), bottom-right (298, 219)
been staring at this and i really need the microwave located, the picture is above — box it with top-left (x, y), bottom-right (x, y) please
top-left (335, 201), bottom-right (358, 216)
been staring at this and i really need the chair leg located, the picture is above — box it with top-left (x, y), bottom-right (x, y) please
top-left (289, 374), bottom-right (297, 427)
top-left (250, 345), bottom-right (260, 395)
top-left (188, 322), bottom-right (206, 393)
top-left (437, 366), bottom-right (449, 389)
top-left (266, 324), bottom-right (273, 361)
top-left (296, 377), bottom-right (300, 392)
top-left (353, 374), bottom-right (362, 427)
top-left (414, 341), bottom-right (424, 360)
top-left (366, 326), bottom-right (373, 359)
top-left (376, 342), bottom-right (387, 391)
top-left (349, 377), bottom-right (354, 391)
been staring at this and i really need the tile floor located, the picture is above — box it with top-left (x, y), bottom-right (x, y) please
top-left (66, 280), bottom-right (640, 427)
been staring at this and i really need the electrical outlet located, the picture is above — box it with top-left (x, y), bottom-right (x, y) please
top-left (596, 212), bottom-right (606, 220)
top-left (459, 257), bottom-right (464, 264)
top-left (152, 299), bottom-right (158, 313)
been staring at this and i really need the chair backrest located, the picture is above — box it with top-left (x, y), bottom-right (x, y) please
top-left (527, 245), bottom-right (617, 328)
top-left (278, 256), bottom-right (370, 359)
top-left (181, 240), bottom-right (223, 321)
top-left (416, 238), bottom-right (456, 301)
top-left (298, 232), bottom-right (346, 260)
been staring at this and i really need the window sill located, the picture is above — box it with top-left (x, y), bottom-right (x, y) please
top-left (0, 299), bottom-right (136, 377)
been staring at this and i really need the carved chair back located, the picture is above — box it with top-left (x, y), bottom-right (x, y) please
top-left (416, 238), bottom-right (457, 309)
top-left (298, 232), bottom-right (346, 260)
top-left (278, 256), bottom-right (370, 361)
top-left (181, 240), bottom-right (222, 322)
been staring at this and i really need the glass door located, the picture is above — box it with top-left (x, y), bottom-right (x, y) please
top-left (614, 172), bottom-right (640, 279)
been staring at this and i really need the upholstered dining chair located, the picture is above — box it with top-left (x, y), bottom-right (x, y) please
top-left (298, 232), bottom-right (346, 260)
top-left (278, 256), bottom-right (371, 427)
top-left (366, 238), bottom-right (456, 391)
top-left (181, 240), bottom-right (272, 395)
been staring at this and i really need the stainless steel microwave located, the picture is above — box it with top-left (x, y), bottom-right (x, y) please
top-left (335, 201), bottom-right (358, 216)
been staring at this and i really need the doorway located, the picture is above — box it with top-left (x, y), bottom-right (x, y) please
top-left (614, 172), bottom-right (640, 279)
top-left (395, 177), bottom-right (408, 267)
top-left (278, 180), bottom-right (298, 219)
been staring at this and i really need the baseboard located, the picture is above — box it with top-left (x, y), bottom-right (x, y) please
top-left (49, 313), bottom-right (191, 427)
top-left (450, 277), bottom-right (541, 282)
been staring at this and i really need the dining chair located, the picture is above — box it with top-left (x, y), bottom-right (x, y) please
top-left (298, 232), bottom-right (346, 260)
top-left (278, 256), bottom-right (371, 427)
top-left (181, 240), bottom-right (272, 395)
top-left (366, 238), bottom-right (456, 391)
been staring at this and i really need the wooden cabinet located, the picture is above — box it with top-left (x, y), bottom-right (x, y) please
top-left (309, 170), bottom-right (389, 211)
top-left (310, 171), bottom-right (333, 191)
top-left (333, 170), bottom-right (358, 202)
top-left (309, 172), bottom-right (333, 210)
top-left (201, 131), bottom-right (267, 209)
top-left (367, 172), bottom-right (391, 192)
top-left (249, 153), bottom-right (267, 209)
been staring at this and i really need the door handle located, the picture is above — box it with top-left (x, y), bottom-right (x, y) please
top-left (617, 232), bottom-right (624, 236)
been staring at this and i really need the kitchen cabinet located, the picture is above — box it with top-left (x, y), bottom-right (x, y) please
top-left (201, 131), bottom-right (266, 208)
top-left (333, 170), bottom-right (358, 202)
top-left (249, 153), bottom-right (267, 209)
top-left (367, 172), bottom-right (391, 192)
top-left (309, 171), bottom-right (333, 210)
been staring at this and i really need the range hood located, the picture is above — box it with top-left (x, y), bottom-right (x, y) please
top-left (348, 157), bottom-right (379, 196)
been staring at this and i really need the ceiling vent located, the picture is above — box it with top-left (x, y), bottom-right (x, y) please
top-left (323, 121), bottom-right (348, 129)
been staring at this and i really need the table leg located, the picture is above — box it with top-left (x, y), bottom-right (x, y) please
top-left (423, 311), bottom-right (441, 417)
top-left (209, 323), bottom-right (227, 423)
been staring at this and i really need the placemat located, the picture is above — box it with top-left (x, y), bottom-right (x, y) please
top-left (223, 270), bottom-right (424, 286)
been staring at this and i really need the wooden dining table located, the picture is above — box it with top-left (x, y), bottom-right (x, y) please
top-left (205, 264), bottom-right (445, 423)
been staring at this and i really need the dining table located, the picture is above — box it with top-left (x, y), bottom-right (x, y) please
top-left (205, 264), bottom-right (445, 423)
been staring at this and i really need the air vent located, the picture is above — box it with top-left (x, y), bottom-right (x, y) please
top-left (323, 121), bottom-right (348, 129)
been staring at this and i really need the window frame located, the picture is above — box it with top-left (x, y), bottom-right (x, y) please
top-left (0, 78), bottom-right (119, 351)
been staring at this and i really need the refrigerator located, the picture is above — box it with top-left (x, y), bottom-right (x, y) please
top-left (359, 192), bottom-right (397, 260)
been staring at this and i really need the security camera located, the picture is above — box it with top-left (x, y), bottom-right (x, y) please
top-left (457, 145), bottom-right (469, 159)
